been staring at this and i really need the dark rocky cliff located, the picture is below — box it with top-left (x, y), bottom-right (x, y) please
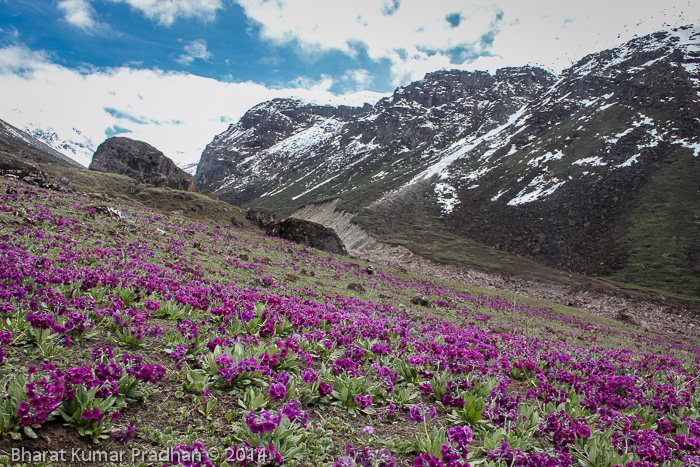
top-left (90, 137), bottom-right (195, 192)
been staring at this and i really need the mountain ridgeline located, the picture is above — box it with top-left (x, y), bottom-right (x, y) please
top-left (0, 118), bottom-right (85, 169)
top-left (194, 26), bottom-right (700, 300)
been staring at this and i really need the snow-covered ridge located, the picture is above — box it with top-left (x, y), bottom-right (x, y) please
top-left (196, 23), bottom-right (700, 224)
top-left (23, 124), bottom-right (94, 168)
top-left (569, 24), bottom-right (700, 79)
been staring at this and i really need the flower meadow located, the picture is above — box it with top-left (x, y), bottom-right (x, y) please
top-left (0, 176), bottom-right (699, 467)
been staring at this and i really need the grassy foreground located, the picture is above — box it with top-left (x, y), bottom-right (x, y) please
top-left (0, 175), bottom-right (698, 466)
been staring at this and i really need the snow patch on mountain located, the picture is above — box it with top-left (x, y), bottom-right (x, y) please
top-left (507, 175), bottom-right (566, 206)
top-left (435, 182), bottom-right (459, 213)
top-left (528, 150), bottom-right (565, 168)
top-left (411, 104), bottom-right (530, 185)
top-left (617, 154), bottom-right (641, 167)
top-left (292, 174), bottom-right (341, 200)
top-left (259, 118), bottom-right (342, 162)
top-left (573, 156), bottom-right (607, 167)
top-left (674, 138), bottom-right (700, 157)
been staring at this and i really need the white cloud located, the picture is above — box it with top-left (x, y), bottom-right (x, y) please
top-left (236, 0), bottom-right (500, 84)
top-left (176, 39), bottom-right (212, 65)
top-left (109, 0), bottom-right (224, 26)
top-left (0, 45), bottom-right (387, 168)
top-left (57, 0), bottom-right (108, 34)
top-left (235, 0), bottom-right (700, 82)
top-left (340, 68), bottom-right (373, 90)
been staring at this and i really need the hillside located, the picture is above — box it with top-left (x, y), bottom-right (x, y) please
top-left (195, 26), bottom-right (700, 301)
top-left (0, 118), bottom-right (84, 169)
top-left (0, 171), bottom-right (698, 466)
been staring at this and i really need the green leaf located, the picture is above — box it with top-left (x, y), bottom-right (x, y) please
top-left (23, 426), bottom-right (37, 439)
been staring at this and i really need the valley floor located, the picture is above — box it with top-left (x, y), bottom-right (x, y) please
top-left (351, 239), bottom-right (700, 338)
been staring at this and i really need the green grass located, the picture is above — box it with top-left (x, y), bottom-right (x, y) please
top-left (603, 146), bottom-right (700, 301)
top-left (354, 195), bottom-right (576, 285)
top-left (30, 160), bottom-right (249, 228)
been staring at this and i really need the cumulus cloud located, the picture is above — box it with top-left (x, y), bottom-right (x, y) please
top-left (234, 0), bottom-right (700, 82)
top-left (340, 69), bottom-right (373, 91)
top-left (57, 0), bottom-right (109, 34)
top-left (0, 45), bottom-right (387, 168)
top-left (235, 0), bottom-right (504, 84)
top-left (176, 39), bottom-right (212, 65)
top-left (109, 0), bottom-right (225, 26)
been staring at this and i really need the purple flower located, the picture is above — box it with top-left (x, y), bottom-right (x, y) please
top-left (114, 422), bottom-right (136, 442)
top-left (269, 382), bottom-right (287, 402)
top-left (82, 407), bottom-right (104, 423)
top-left (318, 381), bottom-right (333, 397)
top-left (409, 403), bottom-right (436, 424)
top-left (413, 452), bottom-right (443, 467)
top-left (378, 402), bottom-right (397, 423)
top-left (170, 344), bottom-right (188, 361)
top-left (245, 410), bottom-right (281, 434)
top-left (170, 441), bottom-right (215, 467)
top-left (355, 395), bottom-right (372, 409)
top-left (418, 382), bottom-right (433, 396)
top-left (302, 368), bottom-right (318, 383)
top-left (0, 330), bottom-right (12, 345)
top-left (259, 319), bottom-right (275, 338)
top-left (657, 418), bottom-right (674, 434)
top-left (95, 361), bottom-right (121, 382)
top-left (370, 342), bottom-right (391, 355)
top-left (281, 400), bottom-right (309, 428)
top-left (273, 371), bottom-right (290, 385)
top-left (448, 425), bottom-right (473, 458)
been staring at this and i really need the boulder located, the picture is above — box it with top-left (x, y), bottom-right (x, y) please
top-left (0, 153), bottom-right (48, 186)
top-left (265, 218), bottom-right (347, 255)
top-left (616, 310), bottom-right (642, 327)
top-left (348, 283), bottom-right (366, 293)
top-left (411, 295), bottom-right (431, 307)
top-left (89, 137), bottom-right (195, 192)
top-left (246, 206), bottom-right (276, 228)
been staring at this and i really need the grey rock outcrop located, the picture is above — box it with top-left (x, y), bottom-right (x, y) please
top-left (246, 206), bottom-right (276, 228)
top-left (90, 137), bottom-right (195, 192)
top-left (265, 218), bottom-right (347, 255)
top-left (0, 153), bottom-right (48, 185)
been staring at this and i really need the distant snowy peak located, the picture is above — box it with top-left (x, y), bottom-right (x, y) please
top-left (23, 124), bottom-right (95, 168)
top-left (0, 118), bottom-right (83, 168)
top-left (179, 162), bottom-right (199, 176)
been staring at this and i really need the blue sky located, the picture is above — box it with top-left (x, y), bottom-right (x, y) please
top-left (0, 0), bottom-right (698, 168)
top-left (1, 0), bottom-right (395, 92)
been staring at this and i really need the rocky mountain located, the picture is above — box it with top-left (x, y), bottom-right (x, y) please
top-left (0, 117), bottom-right (84, 168)
top-left (195, 25), bottom-right (700, 300)
top-left (90, 137), bottom-right (195, 192)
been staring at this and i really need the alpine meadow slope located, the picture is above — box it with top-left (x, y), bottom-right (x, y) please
top-left (195, 26), bottom-right (700, 301)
